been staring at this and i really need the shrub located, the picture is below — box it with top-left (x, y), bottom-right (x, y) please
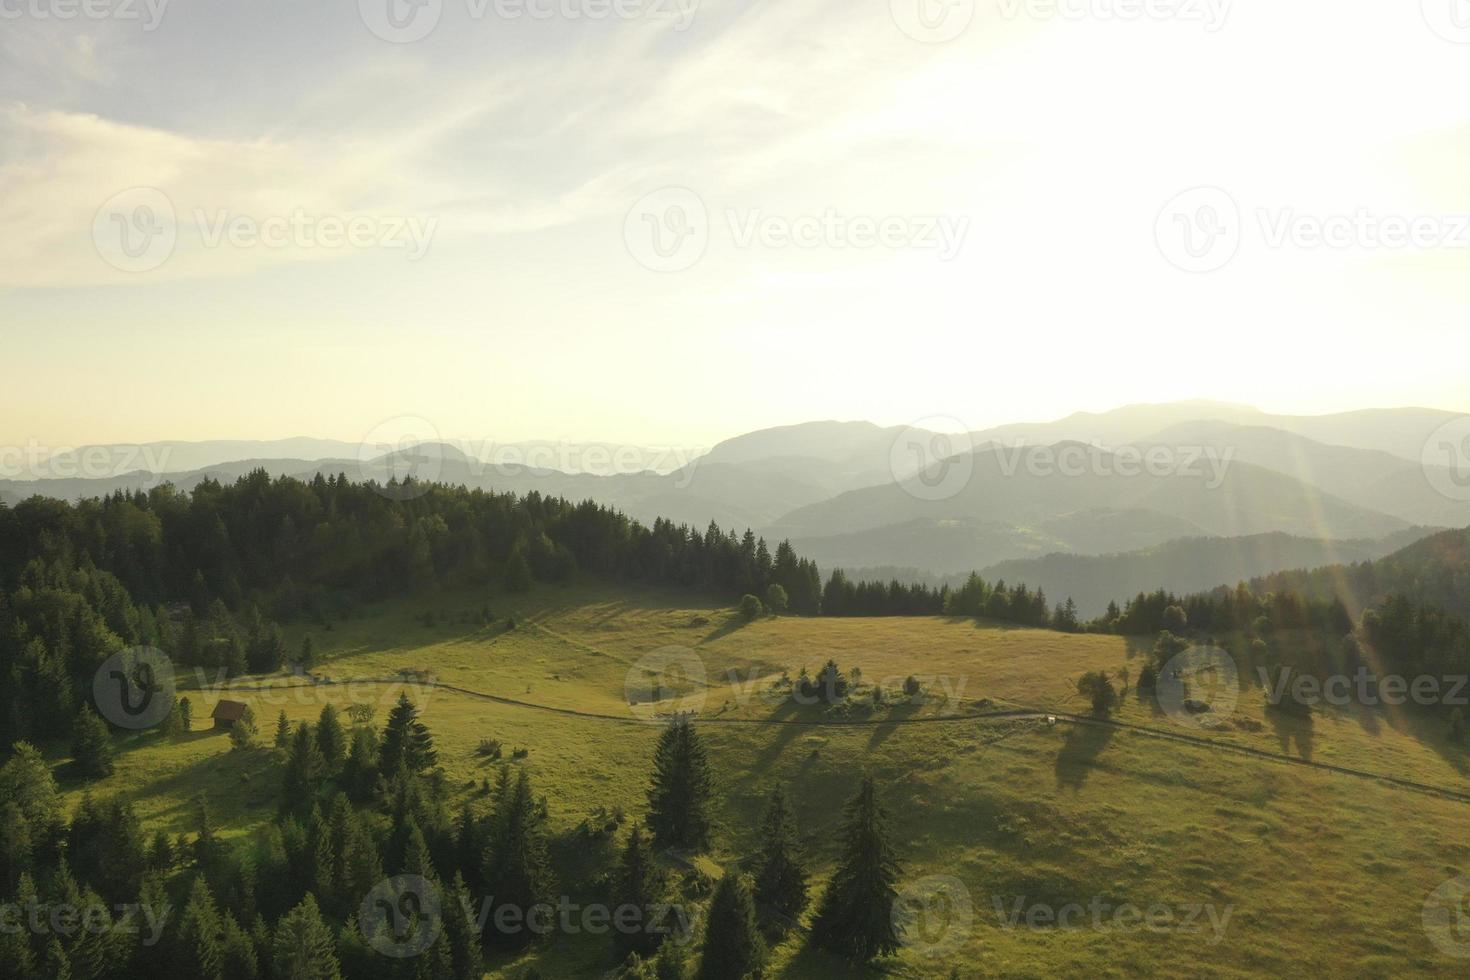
top-left (739, 595), bottom-right (764, 622)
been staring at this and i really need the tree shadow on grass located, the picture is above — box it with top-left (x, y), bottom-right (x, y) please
top-left (1054, 721), bottom-right (1116, 791)
top-left (866, 700), bottom-right (921, 752)
top-left (1265, 705), bottom-right (1315, 762)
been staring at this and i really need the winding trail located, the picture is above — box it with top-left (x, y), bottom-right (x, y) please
top-left (221, 675), bottom-right (1470, 806)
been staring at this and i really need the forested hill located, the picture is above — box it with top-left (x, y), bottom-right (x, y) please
top-left (1249, 526), bottom-right (1470, 622)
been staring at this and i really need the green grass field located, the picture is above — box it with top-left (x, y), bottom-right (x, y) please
top-left (56, 582), bottom-right (1470, 978)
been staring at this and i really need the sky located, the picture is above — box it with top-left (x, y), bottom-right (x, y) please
top-left (2, 0), bottom-right (1468, 450)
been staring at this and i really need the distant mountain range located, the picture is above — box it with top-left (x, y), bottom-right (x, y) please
top-left (3, 402), bottom-right (1465, 609)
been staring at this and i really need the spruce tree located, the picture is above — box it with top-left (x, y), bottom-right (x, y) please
top-left (613, 823), bottom-right (667, 958)
top-left (696, 873), bottom-right (765, 980)
top-left (71, 705), bottom-right (114, 779)
top-left (221, 912), bottom-right (260, 980)
top-left (274, 711), bottom-right (293, 752)
top-left (752, 785), bottom-right (808, 937)
top-left (809, 777), bottom-right (902, 963)
top-left (646, 718), bottom-right (713, 852)
top-left (314, 705), bottom-right (346, 774)
top-left (443, 872), bottom-right (486, 980)
top-left (271, 894), bottom-right (342, 980)
top-left (229, 705), bottom-right (259, 751)
top-left (380, 694), bottom-right (436, 776)
top-left (482, 769), bottom-right (554, 951)
top-left (172, 876), bottom-right (224, 980)
top-left (282, 724), bottom-right (325, 814)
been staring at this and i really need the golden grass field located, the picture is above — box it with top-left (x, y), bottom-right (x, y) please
top-left (59, 582), bottom-right (1470, 978)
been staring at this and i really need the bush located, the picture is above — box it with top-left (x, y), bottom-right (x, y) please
top-left (903, 675), bottom-right (922, 698)
top-left (477, 738), bottom-right (503, 759)
top-left (765, 584), bottom-right (789, 615)
top-left (739, 595), bottom-right (764, 622)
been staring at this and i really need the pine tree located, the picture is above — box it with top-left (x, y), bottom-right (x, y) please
top-left (221, 911), bottom-right (260, 980)
top-left (0, 802), bottom-right (32, 890)
top-left (696, 873), bottom-right (765, 980)
top-left (172, 876), bottom-right (224, 980)
top-left (314, 705), bottom-right (346, 774)
top-left (646, 718), bottom-right (713, 852)
top-left (229, 705), bottom-right (259, 751)
top-left (613, 824), bottom-right (667, 958)
top-left (483, 769), bottom-right (554, 951)
top-left (274, 711), bottom-right (293, 751)
top-left (809, 777), bottom-right (902, 963)
top-left (71, 705), bottom-right (115, 779)
top-left (340, 727), bottom-right (378, 803)
top-left (443, 873), bottom-right (486, 980)
top-left (271, 894), bottom-right (342, 980)
top-left (282, 724), bottom-right (325, 814)
top-left (380, 694), bottom-right (436, 776)
top-left (752, 786), bottom-right (808, 937)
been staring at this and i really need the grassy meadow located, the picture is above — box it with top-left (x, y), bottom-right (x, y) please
top-left (54, 582), bottom-right (1470, 978)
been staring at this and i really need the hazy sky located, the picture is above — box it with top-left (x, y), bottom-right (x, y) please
top-left (2, 0), bottom-right (1468, 449)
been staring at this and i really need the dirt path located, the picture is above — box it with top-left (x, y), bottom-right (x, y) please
top-left (222, 675), bottom-right (1470, 805)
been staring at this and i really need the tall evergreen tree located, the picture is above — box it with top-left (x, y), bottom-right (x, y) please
top-left (482, 769), bottom-right (554, 951)
top-left (271, 894), bottom-right (342, 980)
top-left (274, 710), bottom-right (293, 752)
top-left (314, 705), bottom-right (346, 774)
top-left (171, 876), bottom-right (224, 980)
top-left (646, 718), bottom-right (713, 852)
top-left (71, 705), bottom-right (115, 779)
top-left (379, 694), bottom-right (436, 776)
top-left (809, 777), bottom-right (902, 963)
top-left (613, 823), bottom-right (667, 959)
top-left (751, 785), bottom-right (808, 937)
top-left (696, 873), bottom-right (765, 980)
